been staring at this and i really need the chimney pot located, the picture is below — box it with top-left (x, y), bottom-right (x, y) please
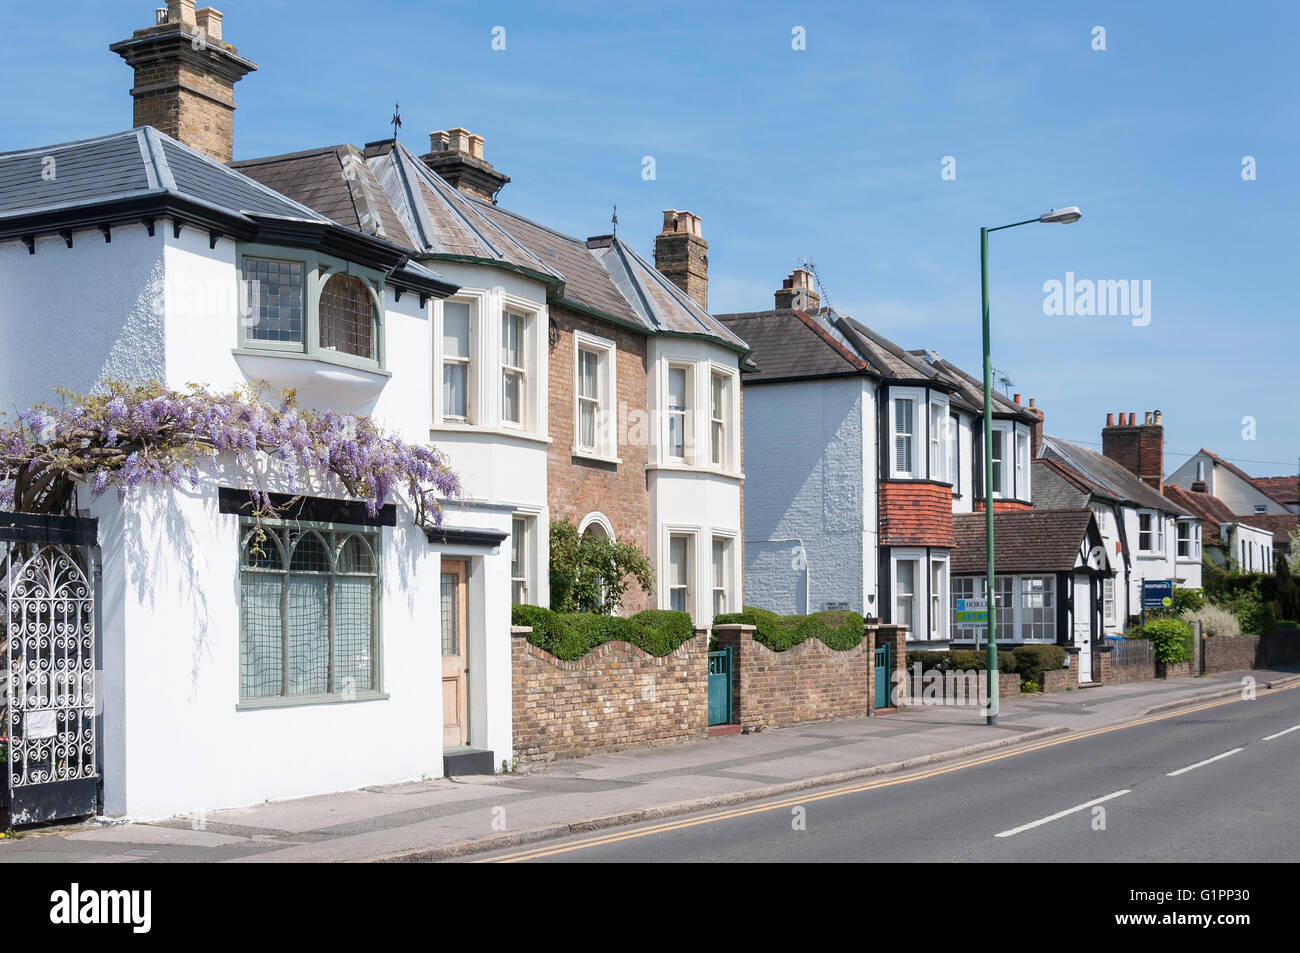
top-left (1013, 393), bottom-right (1021, 405)
top-left (1153, 410), bottom-right (1162, 425)
top-left (155, 7), bottom-right (169, 25)
top-left (1128, 412), bottom-right (1136, 426)
top-left (420, 127), bottom-right (510, 202)
top-left (1106, 413), bottom-right (1114, 426)
top-left (167, 0), bottom-right (196, 27)
top-left (195, 7), bottom-right (222, 42)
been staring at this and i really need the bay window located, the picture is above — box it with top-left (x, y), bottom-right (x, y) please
top-left (929, 402), bottom-right (945, 481)
top-left (894, 555), bottom-right (918, 634)
top-left (948, 413), bottom-right (960, 490)
top-left (711, 372), bottom-right (731, 469)
top-left (1019, 576), bottom-right (1056, 641)
top-left (712, 536), bottom-right (731, 616)
top-left (511, 516), bottom-right (531, 604)
top-left (929, 558), bottom-right (949, 640)
top-left (1176, 521), bottom-right (1198, 560)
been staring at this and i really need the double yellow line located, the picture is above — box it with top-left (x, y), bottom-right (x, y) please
top-left (477, 681), bottom-right (1298, 863)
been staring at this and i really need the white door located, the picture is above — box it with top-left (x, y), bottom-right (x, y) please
top-left (1074, 575), bottom-right (1093, 683)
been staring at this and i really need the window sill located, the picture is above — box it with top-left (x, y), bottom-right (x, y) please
top-left (232, 346), bottom-right (389, 377)
top-left (647, 463), bottom-right (744, 481)
top-left (232, 348), bottom-right (390, 406)
top-left (571, 448), bottom-right (622, 466)
top-left (433, 422), bottom-right (552, 445)
top-left (237, 691), bottom-right (389, 711)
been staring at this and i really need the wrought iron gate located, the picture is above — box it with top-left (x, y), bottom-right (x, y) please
top-left (1, 513), bottom-right (100, 825)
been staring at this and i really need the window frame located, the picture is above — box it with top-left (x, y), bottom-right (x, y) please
top-left (440, 296), bottom-right (476, 424)
top-left (501, 309), bottom-right (528, 429)
top-left (710, 369), bottom-right (734, 471)
top-left (236, 244), bottom-right (386, 372)
top-left (711, 534), bottom-right (735, 617)
top-left (1137, 510), bottom-right (1164, 554)
top-left (1103, 575), bottom-right (1116, 625)
top-left (666, 363), bottom-right (693, 463)
top-left (891, 548), bottom-right (923, 637)
top-left (948, 412), bottom-right (961, 493)
top-left (510, 515), bottom-right (532, 604)
top-left (929, 555), bottom-right (949, 640)
top-left (236, 517), bottom-right (384, 709)
top-left (889, 387), bottom-right (924, 479)
top-left (667, 531), bottom-right (694, 615)
top-left (927, 393), bottom-right (950, 483)
top-left (572, 330), bottom-right (619, 461)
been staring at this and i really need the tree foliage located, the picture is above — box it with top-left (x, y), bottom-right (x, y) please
top-left (0, 380), bottom-right (460, 527)
top-left (548, 519), bottom-right (654, 614)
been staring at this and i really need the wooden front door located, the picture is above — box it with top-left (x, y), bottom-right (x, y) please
top-left (440, 560), bottom-right (469, 748)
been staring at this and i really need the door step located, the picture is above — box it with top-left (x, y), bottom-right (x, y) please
top-left (1078, 681), bottom-right (1104, 689)
top-left (873, 706), bottom-right (900, 715)
top-left (708, 724), bottom-right (742, 737)
top-left (443, 748), bottom-right (496, 777)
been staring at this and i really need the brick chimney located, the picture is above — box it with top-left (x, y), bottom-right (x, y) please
top-left (774, 268), bottom-right (820, 312)
top-left (1027, 398), bottom-right (1045, 458)
top-left (1102, 409), bottom-right (1164, 491)
top-left (653, 210), bottom-right (709, 309)
top-left (421, 128), bottom-right (510, 203)
top-left (110, 3), bottom-right (257, 162)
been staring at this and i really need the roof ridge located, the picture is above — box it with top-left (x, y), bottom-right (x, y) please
top-left (795, 310), bottom-right (868, 371)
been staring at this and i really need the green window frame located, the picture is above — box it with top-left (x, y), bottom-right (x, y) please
top-left (238, 518), bottom-right (383, 707)
top-left (236, 244), bottom-right (387, 372)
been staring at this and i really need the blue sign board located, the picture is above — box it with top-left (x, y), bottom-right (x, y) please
top-left (1141, 580), bottom-right (1174, 610)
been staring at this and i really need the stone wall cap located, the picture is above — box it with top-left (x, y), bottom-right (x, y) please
top-left (510, 626), bottom-right (533, 636)
top-left (712, 623), bottom-right (757, 633)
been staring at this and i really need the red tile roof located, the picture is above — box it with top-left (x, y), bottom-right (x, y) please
top-left (1251, 476), bottom-right (1300, 505)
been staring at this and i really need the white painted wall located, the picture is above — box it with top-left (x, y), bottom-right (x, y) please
top-left (0, 224), bottom-right (166, 413)
top-left (645, 337), bottom-right (745, 625)
top-left (89, 475), bottom-right (510, 821)
top-left (739, 376), bottom-right (875, 618)
top-left (1169, 451), bottom-right (1286, 516)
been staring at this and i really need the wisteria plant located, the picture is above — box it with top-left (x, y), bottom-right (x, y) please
top-left (0, 380), bottom-right (460, 527)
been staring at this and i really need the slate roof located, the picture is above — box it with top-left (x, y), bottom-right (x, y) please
top-left (1040, 435), bottom-right (1190, 516)
top-left (590, 236), bottom-right (747, 346)
top-left (715, 308), bottom-right (869, 383)
top-left (367, 142), bottom-right (561, 279)
top-left (907, 350), bottom-right (1036, 420)
top-left (951, 509), bottom-right (1096, 574)
top-left (0, 127), bottom-right (332, 238)
top-left (232, 144), bottom-right (413, 246)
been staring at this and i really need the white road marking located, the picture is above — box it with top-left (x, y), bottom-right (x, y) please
top-left (1262, 724), bottom-right (1300, 742)
top-left (1166, 747), bottom-right (1243, 777)
top-left (995, 790), bottom-right (1131, 838)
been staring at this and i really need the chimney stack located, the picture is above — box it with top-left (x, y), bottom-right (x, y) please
top-left (1027, 398), bottom-right (1045, 458)
top-left (653, 210), bottom-right (709, 309)
top-left (111, 4), bottom-right (257, 163)
top-left (774, 267), bottom-right (821, 312)
top-left (1102, 409), bottom-right (1165, 492)
top-left (421, 128), bottom-right (510, 203)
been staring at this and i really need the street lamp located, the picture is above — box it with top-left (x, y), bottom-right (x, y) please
top-left (980, 206), bottom-right (1081, 725)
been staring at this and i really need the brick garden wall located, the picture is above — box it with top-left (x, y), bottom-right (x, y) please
top-left (1203, 635), bottom-right (1261, 674)
top-left (511, 630), bottom-right (708, 765)
top-left (713, 624), bottom-right (906, 729)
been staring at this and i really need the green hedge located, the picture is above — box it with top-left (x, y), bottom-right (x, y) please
top-left (712, 606), bottom-right (866, 652)
top-left (906, 649), bottom-right (1017, 674)
top-left (1143, 618), bottom-right (1194, 663)
top-left (512, 604), bottom-right (695, 660)
top-left (1011, 644), bottom-right (1067, 684)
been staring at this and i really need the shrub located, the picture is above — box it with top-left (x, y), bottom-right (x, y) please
top-left (1143, 618), bottom-right (1194, 663)
top-left (548, 520), bottom-right (654, 614)
top-left (1230, 594), bottom-right (1274, 635)
top-left (1011, 644), bottom-right (1066, 684)
top-left (1271, 619), bottom-right (1300, 632)
top-left (511, 604), bottom-right (694, 660)
top-left (1181, 604), bottom-right (1241, 638)
top-left (713, 606), bottom-right (865, 652)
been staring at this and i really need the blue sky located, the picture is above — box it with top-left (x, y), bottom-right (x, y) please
top-left (3, 1), bottom-right (1297, 476)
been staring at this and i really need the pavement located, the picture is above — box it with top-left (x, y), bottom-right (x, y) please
top-left (2, 666), bottom-right (1297, 864)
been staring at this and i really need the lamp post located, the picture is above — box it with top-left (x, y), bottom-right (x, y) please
top-left (980, 206), bottom-right (1081, 725)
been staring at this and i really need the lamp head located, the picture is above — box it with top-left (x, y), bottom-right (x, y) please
top-left (1039, 206), bottom-right (1082, 225)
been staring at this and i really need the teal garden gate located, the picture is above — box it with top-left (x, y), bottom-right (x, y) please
top-left (707, 647), bottom-right (733, 726)
top-left (873, 641), bottom-right (892, 709)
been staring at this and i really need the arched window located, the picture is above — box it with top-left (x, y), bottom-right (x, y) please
top-left (319, 272), bottom-right (377, 359)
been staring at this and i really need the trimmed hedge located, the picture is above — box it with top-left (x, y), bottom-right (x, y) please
top-left (1143, 618), bottom-right (1194, 663)
top-left (512, 604), bottom-right (695, 660)
top-left (906, 649), bottom-right (1017, 674)
top-left (1011, 644), bottom-right (1067, 684)
top-left (712, 606), bottom-right (866, 652)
